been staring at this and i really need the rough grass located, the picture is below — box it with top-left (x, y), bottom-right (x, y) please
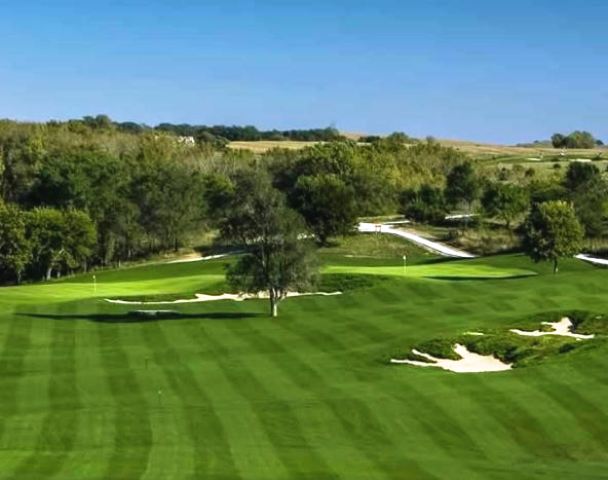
top-left (399, 310), bottom-right (607, 368)
top-left (0, 237), bottom-right (606, 478)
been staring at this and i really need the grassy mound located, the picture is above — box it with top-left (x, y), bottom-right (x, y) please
top-left (399, 311), bottom-right (606, 368)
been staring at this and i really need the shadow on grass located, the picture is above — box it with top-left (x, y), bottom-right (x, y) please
top-left (426, 274), bottom-right (535, 281)
top-left (19, 311), bottom-right (264, 323)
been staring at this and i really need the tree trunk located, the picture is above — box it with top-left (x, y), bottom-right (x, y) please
top-left (46, 266), bottom-right (53, 281)
top-left (269, 290), bottom-right (278, 317)
top-left (553, 258), bottom-right (559, 274)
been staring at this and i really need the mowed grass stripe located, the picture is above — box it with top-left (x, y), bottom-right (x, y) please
top-left (0, 314), bottom-right (34, 462)
top-left (506, 370), bottom-right (608, 456)
top-left (230, 319), bottom-right (443, 480)
top-left (139, 321), bottom-right (241, 479)
top-left (402, 373), bottom-right (536, 462)
top-left (97, 324), bottom-right (152, 479)
top-left (530, 368), bottom-right (608, 456)
top-left (171, 322), bottom-right (291, 480)
top-left (198, 322), bottom-right (340, 480)
top-left (380, 377), bottom-right (492, 463)
top-left (461, 374), bottom-right (565, 461)
top-left (8, 316), bottom-right (80, 479)
top-left (269, 316), bottom-right (493, 478)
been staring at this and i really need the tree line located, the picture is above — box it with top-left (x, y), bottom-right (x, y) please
top-left (39, 114), bottom-right (347, 143)
top-left (551, 131), bottom-right (603, 149)
top-left (2, 117), bottom-right (605, 297)
top-left (0, 119), bottom-right (466, 285)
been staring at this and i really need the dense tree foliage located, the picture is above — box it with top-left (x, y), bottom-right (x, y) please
top-left (400, 185), bottom-right (447, 223)
top-left (445, 162), bottom-right (480, 223)
top-left (481, 183), bottom-right (529, 230)
top-left (0, 203), bottom-right (30, 283)
top-left (3, 116), bottom-right (605, 287)
top-left (562, 162), bottom-right (608, 237)
top-left (551, 131), bottom-right (599, 149)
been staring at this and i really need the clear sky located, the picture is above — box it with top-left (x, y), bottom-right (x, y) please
top-left (1, 0), bottom-right (606, 143)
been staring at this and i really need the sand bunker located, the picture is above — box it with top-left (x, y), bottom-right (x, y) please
top-left (510, 317), bottom-right (594, 341)
top-left (464, 331), bottom-right (485, 336)
top-left (106, 291), bottom-right (342, 305)
top-left (390, 344), bottom-right (511, 373)
top-left (168, 253), bottom-right (230, 264)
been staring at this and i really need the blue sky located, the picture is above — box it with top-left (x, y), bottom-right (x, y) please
top-left (0, 0), bottom-right (606, 143)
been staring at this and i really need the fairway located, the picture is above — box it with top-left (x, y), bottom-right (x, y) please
top-left (325, 260), bottom-right (535, 279)
top-left (0, 242), bottom-right (607, 479)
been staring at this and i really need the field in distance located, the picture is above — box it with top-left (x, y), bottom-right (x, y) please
top-left (228, 135), bottom-right (607, 160)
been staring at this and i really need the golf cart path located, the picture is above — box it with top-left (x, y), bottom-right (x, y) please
top-left (358, 222), bottom-right (476, 258)
top-left (575, 254), bottom-right (608, 266)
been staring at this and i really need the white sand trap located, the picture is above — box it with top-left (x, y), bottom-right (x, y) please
top-left (510, 317), bottom-right (594, 341)
top-left (106, 291), bottom-right (342, 305)
top-left (464, 331), bottom-right (485, 336)
top-left (390, 344), bottom-right (511, 373)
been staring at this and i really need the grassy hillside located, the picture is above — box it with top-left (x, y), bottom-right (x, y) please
top-left (228, 136), bottom-right (606, 158)
top-left (0, 235), bottom-right (606, 479)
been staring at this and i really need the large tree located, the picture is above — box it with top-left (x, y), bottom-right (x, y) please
top-left (220, 172), bottom-right (318, 317)
top-left (481, 183), bottom-right (529, 231)
top-left (523, 201), bottom-right (583, 274)
top-left (400, 184), bottom-right (447, 223)
top-left (291, 173), bottom-right (357, 244)
top-left (445, 162), bottom-right (480, 211)
top-left (26, 207), bottom-right (96, 280)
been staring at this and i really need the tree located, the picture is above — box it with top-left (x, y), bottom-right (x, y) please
top-left (563, 162), bottom-right (600, 192)
top-left (551, 131), bottom-right (598, 149)
top-left (0, 204), bottom-right (30, 283)
top-left (445, 163), bottom-right (480, 226)
top-left (26, 207), bottom-right (96, 280)
top-left (571, 181), bottom-right (608, 238)
top-left (61, 209), bottom-right (97, 273)
top-left (220, 172), bottom-right (318, 317)
top-left (291, 174), bottom-right (357, 244)
top-left (523, 201), bottom-right (583, 273)
top-left (400, 184), bottom-right (447, 223)
top-left (26, 207), bottom-right (66, 280)
top-left (481, 183), bottom-right (529, 230)
top-left (551, 133), bottom-right (566, 149)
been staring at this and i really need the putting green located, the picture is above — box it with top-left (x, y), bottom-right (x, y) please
top-left (325, 261), bottom-right (536, 278)
top-left (0, 242), bottom-right (605, 479)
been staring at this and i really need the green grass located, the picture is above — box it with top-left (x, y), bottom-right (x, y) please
top-left (325, 261), bottom-right (535, 279)
top-left (0, 238), bottom-right (606, 479)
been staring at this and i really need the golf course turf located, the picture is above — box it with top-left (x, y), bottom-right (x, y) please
top-left (0, 235), bottom-right (607, 479)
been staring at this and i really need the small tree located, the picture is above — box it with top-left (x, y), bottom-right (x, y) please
top-left (523, 201), bottom-right (583, 274)
top-left (220, 172), bottom-right (318, 317)
top-left (563, 162), bottom-right (600, 192)
top-left (481, 183), bottom-right (529, 231)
